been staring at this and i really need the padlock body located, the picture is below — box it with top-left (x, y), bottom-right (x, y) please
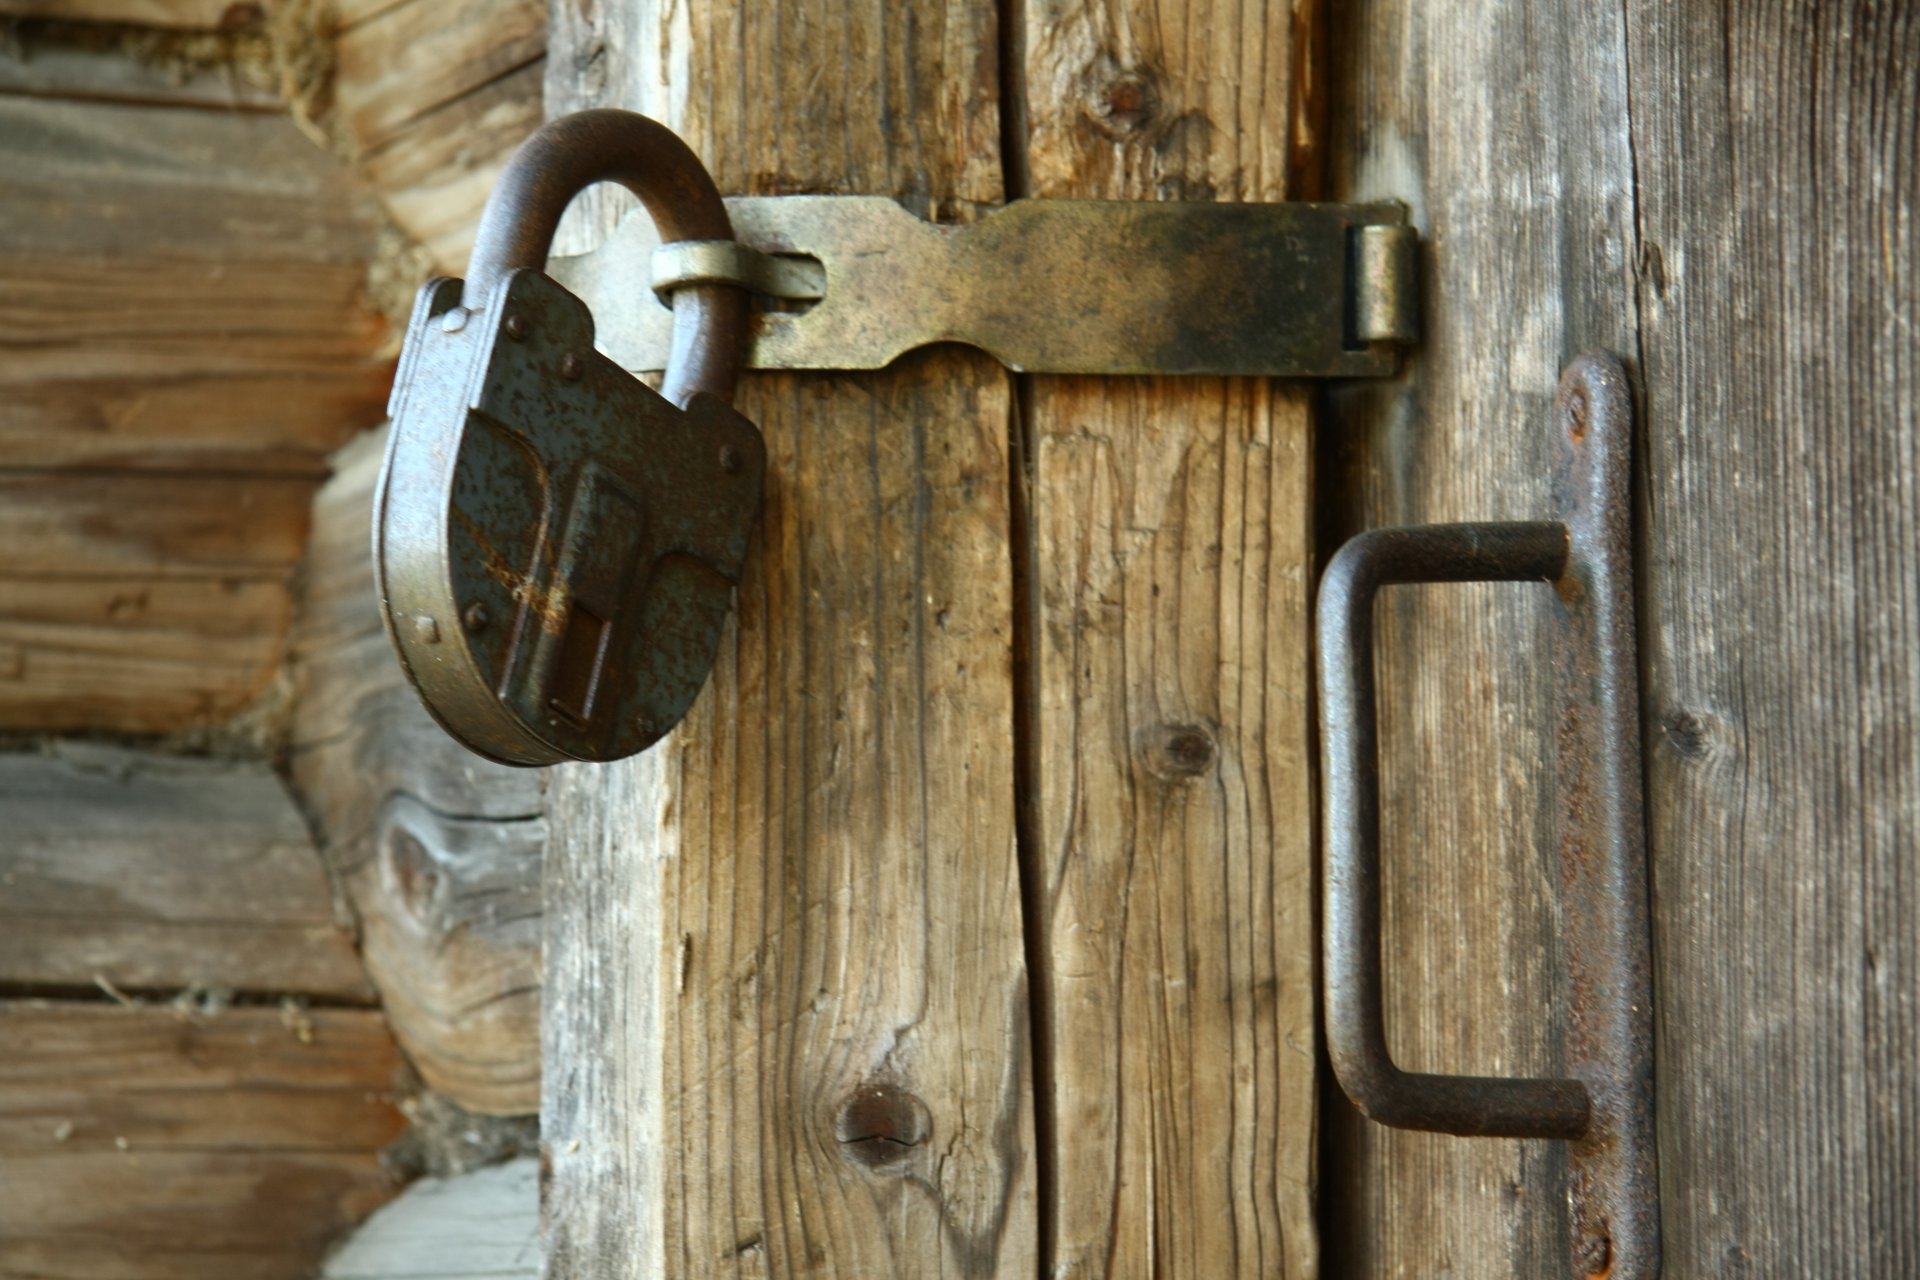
top-left (375, 269), bottom-right (765, 765)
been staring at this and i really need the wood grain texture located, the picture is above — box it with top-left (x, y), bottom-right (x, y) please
top-left (0, 0), bottom-right (241, 28)
top-left (0, 96), bottom-right (381, 265)
top-left (0, 744), bottom-right (371, 999)
top-left (334, 0), bottom-right (543, 154)
top-left (323, 1157), bottom-right (539, 1280)
top-left (541, 4), bottom-right (1033, 1276)
top-left (358, 58), bottom-right (545, 273)
top-left (1017, 3), bottom-right (1320, 1274)
top-left (1624, 4), bottom-right (1920, 1274)
top-left (0, 256), bottom-right (389, 472)
top-left (0, 472), bottom-right (314, 576)
top-left (0, 470), bottom-right (316, 730)
top-left (0, 94), bottom-right (389, 731)
top-left (1319, 1), bottom-right (1639, 1274)
top-left (1325, 1), bottom-right (1919, 1275)
top-left (0, 38), bottom-right (281, 110)
top-left (0, 1002), bottom-right (405, 1280)
top-left (325, 0), bottom-right (545, 272)
top-left (288, 429), bottom-right (545, 1116)
top-left (0, 575), bottom-right (291, 732)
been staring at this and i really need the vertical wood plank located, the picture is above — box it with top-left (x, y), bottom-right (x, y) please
top-left (1626, 4), bottom-right (1920, 1273)
top-left (540, 3), bottom-right (1034, 1276)
top-left (1326, 1), bottom-right (1919, 1275)
top-left (1320, 0), bottom-right (1639, 1274)
top-left (1018, 2), bottom-right (1320, 1274)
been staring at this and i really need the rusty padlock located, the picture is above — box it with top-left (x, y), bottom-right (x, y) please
top-left (375, 110), bottom-right (766, 765)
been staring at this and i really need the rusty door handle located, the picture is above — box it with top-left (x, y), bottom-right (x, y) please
top-left (1315, 354), bottom-right (1658, 1279)
top-left (1319, 518), bottom-right (1589, 1137)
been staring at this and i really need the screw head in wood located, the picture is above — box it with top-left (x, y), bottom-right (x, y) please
top-left (1577, 1232), bottom-right (1612, 1275)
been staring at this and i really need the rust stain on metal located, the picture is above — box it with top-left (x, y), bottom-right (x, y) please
top-left (553, 196), bottom-right (1418, 378)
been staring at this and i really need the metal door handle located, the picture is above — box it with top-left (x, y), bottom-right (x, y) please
top-left (1315, 353), bottom-right (1658, 1278)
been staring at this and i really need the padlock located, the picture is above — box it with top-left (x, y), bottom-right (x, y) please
top-left (374, 110), bottom-right (766, 766)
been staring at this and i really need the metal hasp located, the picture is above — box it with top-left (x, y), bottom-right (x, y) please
top-left (550, 197), bottom-right (1418, 377)
top-left (1316, 353), bottom-right (1658, 1278)
top-left (375, 110), bottom-right (766, 767)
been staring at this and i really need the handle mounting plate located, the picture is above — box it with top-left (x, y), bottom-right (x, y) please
top-left (1317, 352), bottom-right (1658, 1279)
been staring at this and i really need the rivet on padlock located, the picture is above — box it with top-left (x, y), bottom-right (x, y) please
top-left (374, 109), bottom-right (767, 766)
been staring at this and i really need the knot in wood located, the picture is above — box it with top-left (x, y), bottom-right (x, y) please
top-left (1142, 722), bottom-right (1218, 781)
top-left (833, 1083), bottom-right (929, 1171)
top-left (383, 826), bottom-right (443, 926)
top-left (1659, 707), bottom-right (1729, 763)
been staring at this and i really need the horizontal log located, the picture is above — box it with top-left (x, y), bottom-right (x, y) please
top-left (0, 96), bottom-right (381, 263)
top-left (359, 57), bottom-right (544, 272)
top-left (0, 1001), bottom-right (405, 1280)
top-left (0, 589), bottom-right (286, 731)
top-left (0, 471), bottom-right (314, 577)
top-left (0, 35), bottom-right (282, 109)
top-left (0, 744), bottom-right (372, 998)
top-left (334, 0), bottom-right (542, 154)
top-left (0, 0), bottom-right (245, 28)
top-left (0, 257), bottom-right (390, 471)
top-left (0, 92), bottom-right (390, 732)
top-left (322, 1157), bottom-right (539, 1280)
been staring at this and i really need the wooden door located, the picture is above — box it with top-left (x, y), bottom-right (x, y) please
top-left (530, 1), bottom-right (1917, 1277)
top-left (1323, 2), bottom-right (1918, 1276)
top-left (537, 1), bottom-right (1319, 1277)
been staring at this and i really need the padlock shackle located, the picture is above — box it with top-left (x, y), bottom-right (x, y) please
top-left (465, 109), bottom-right (747, 407)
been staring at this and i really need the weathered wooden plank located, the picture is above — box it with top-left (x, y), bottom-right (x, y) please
top-left (0, 471), bottom-right (313, 577)
top-left (358, 57), bottom-right (545, 273)
top-left (0, 468), bottom-right (316, 729)
top-left (0, 256), bottom-right (389, 471)
top-left (0, 96), bottom-right (380, 264)
top-left (0, 1003), bottom-right (401, 1118)
top-left (1319, 0), bottom-right (1639, 1273)
top-left (0, 93), bottom-right (388, 733)
top-left (0, 744), bottom-right (371, 998)
top-left (540, 3), bottom-right (1033, 1275)
top-left (0, 1001), bottom-right (405, 1280)
top-left (288, 429), bottom-right (544, 1116)
top-left (0, 575), bottom-right (289, 731)
top-left (1014, 4), bottom-right (1321, 1276)
top-left (334, 0), bottom-right (542, 154)
top-left (0, 36), bottom-right (281, 109)
top-left (0, 100), bottom-right (389, 473)
top-left (0, 98), bottom-right (389, 473)
top-left (1624, 4), bottom-right (1920, 1274)
top-left (332, 0), bottom-right (409, 32)
top-left (0, 0), bottom-right (241, 27)
top-left (322, 1157), bottom-right (539, 1280)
